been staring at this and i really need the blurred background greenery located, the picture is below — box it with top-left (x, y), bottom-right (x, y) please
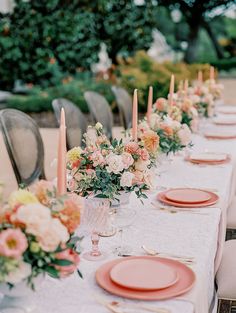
top-left (0, 0), bottom-right (236, 114)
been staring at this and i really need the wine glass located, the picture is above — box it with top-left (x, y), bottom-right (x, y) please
top-left (111, 208), bottom-right (136, 256)
top-left (82, 198), bottom-right (109, 261)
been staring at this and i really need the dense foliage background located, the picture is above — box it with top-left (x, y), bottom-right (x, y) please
top-left (0, 0), bottom-right (236, 90)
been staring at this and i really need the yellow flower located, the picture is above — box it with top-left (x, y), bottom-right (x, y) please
top-left (9, 189), bottom-right (39, 208)
top-left (67, 147), bottom-right (83, 163)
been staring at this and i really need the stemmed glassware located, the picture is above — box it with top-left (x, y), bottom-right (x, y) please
top-left (82, 198), bottom-right (110, 261)
top-left (111, 207), bottom-right (136, 256)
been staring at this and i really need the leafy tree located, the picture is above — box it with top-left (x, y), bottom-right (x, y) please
top-left (156, 0), bottom-right (236, 62)
top-left (0, 0), bottom-right (100, 89)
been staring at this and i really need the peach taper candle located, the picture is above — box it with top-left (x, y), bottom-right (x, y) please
top-left (57, 108), bottom-right (67, 195)
top-left (147, 86), bottom-right (153, 126)
top-left (132, 89), bottom-right (138, 141)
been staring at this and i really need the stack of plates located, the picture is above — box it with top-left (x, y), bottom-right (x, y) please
top-left (96, 256), bottom-right (195, 300)
top-left (204, 130), bottom-right (236, 140)
top-left (213, 117), bottom-right (236, 125)
top-left (157, 188), bottom-right (219, 208)
top-left (186, 152), bottom-right (230, 165)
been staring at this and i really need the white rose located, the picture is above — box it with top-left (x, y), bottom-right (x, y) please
top-left (38, 218), bottom-right (69, 252)
top-left (6, 261), bottom-right (31, 285)
top-left (177, 124), bottom-right (192, 146)
top-left (120, 172), bottom-right (135, 187)
top-left (190, 107), bottom-right (198, 118)
top-left (150, 114), bottom-right (161, 131)
top-left (16, 204), bottom-right (51, 237)
top-left (106, 154), bottom-right (124, 174)
top-left (135, 159), bottom-right (150, 171)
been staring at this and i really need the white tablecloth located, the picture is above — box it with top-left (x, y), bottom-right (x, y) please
top-left (32, 128), bottom-right (236, 313)
top-left (3, 119), bottom-right (236, 313)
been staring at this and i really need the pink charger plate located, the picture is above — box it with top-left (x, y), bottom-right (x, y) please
top-left (157, 190), bottom-right (219, 208)
top-left (96, 256), bottom-right (196, 301)
top-left (185, 155), bottom-right (231, 165)
top-left (110, 258), bottom-right (179, 291)
top-left (204, 133), bottom-right (236, 140)
top-left (165, 188), bottom-right (211, 204)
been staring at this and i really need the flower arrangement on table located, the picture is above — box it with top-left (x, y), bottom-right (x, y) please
top-left (67, 123), bottom-right (155, 201)
top-left (139, 112), bottom-right (192, 155)
top-left (0, 181), bottom-right (83, 290)
top-left (188, 84), bottom-right (214, 118)
top-left (154, 96), bottom-right (198, 133)
top-left (204, 79), bottom-right (224, 101)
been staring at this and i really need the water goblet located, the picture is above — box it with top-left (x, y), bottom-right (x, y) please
top-left (111, 208), bottom-right (136, 256)
top-left (82, 198), bottom-right (109, 261)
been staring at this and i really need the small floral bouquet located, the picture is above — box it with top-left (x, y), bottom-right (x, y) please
top-left (0, 181), bottom-right (83, 290)
top-left (139, 113), bottom-right (192, 155)
top-left (67, 123), bottom-right (156, 200)
top-left (205, 80), bottom-right (224, 101)
top-left (154, 97), bottom-right (198, 133)
top-left (189, 85), bottom-right (214, 118)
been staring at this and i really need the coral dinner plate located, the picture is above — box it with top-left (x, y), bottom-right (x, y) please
top-left (110, 258), bottom-right (178, 291)
top-left (213, 118), bottom-right (236, 125)
top-left (190, 153), bottom-right (227, 162)
top-left (186, 154), bottom-right (231, 165)
top-left (204, 131), bottom-right (236, 140)
top-left (165, 188), bottom-right (211, 204)
top-left (96, 256), bottom-right (195, 300)
top-left (157, 190), bottom-right (218, 208)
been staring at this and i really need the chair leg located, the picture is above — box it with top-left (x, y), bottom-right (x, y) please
top-left (218, 299), bottom-right (232, 313)
top-left (226, 229), bottom-right (233, 241)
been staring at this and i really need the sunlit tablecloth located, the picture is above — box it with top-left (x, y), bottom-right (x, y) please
top-left (33, 129), bottom-right (236, 313)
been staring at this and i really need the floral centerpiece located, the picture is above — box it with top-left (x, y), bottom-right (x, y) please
top-left (154, 96), bottom-right (198, 133)
top-left (205, 79), bottom-right (224, 101)
top-left (67, 123), bottom-right (156, 201)
top-left (188, 85), bottom-right (214, 118)
top-left (0, 181), bottom-right (83, 291)
top-left (139, 112), bottom-right (192, 155)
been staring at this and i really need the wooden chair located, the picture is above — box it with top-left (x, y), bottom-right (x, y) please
top-left (0, 109), bottom-right (46, 186)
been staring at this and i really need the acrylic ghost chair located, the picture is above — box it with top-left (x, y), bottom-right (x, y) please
top-left (0, 109), bottom-right (46, 187)
top-left (111, 86), bottom-right (132, 130)
top-left (52, 98), bottom-right (88, 149)
top-left (84, 91), bottom-right (113, 139)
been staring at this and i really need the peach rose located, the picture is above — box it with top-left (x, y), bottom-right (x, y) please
top-left (141, 130), bottom-right (159, 154)
top-left (124, 142), bottom-right (139, 154)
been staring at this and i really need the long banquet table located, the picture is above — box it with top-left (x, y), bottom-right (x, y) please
top-left (30, 120), bottom-right (236, 313)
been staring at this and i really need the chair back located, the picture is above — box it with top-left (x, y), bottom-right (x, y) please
top-left (0, 109), bottom-right (45, 186)
top-left (52, 98), bottom-right (88, 149)
top-left (111, 86), bottom-right (132, 129)
top-left (84, 91), bottom-right (113, 139)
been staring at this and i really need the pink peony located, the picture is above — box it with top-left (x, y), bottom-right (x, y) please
top-left (90, 150), bottom-right (105, 167)
top-left (0, 229), bottom-right (28, 258)
top-left (121, 152), bottom-right (134, 169)
top-left (137, 148), bottom-right (149, 161)
top-left (155, 98), bottom-right (167, 111)
top-left (55, 248), bottom-right (80, 277)
top-left (124, 142), bottom-right (139, 154)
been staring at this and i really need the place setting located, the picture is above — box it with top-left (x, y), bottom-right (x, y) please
top-left (203, 128), bottom-right (236, 140)
top-left (95, 255), bottom-right (196, 302)
top-left (155, 187), bottom-right (219, 209)
top-left (185, 152), bottom-right (231, 166)
top-left (212, 116), bottom-right (236, 126)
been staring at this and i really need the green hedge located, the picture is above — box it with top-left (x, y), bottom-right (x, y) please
top-left (5, 73), bottom-right (115, 113)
